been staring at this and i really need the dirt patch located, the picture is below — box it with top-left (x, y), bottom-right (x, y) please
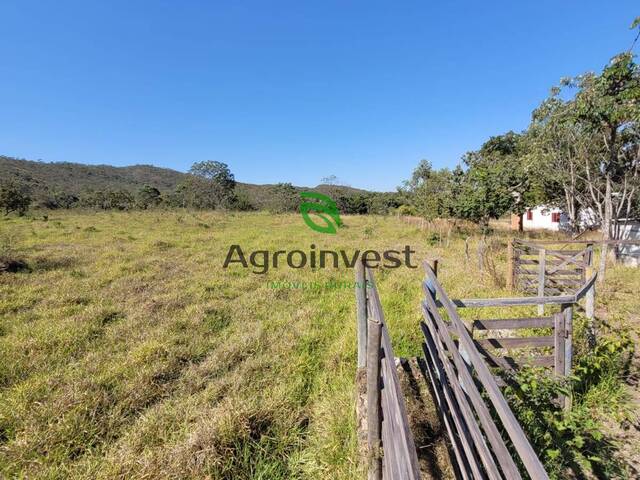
top-left (398, 357), bottom-right (456, 480)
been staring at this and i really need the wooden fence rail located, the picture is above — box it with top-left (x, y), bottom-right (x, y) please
top-left (421, 262), bottom-right (550, 480)
top-left (355, 261), bottom-right (421, 480)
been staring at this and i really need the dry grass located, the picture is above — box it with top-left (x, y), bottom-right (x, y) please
top-left (0, 211), bottom-right (638, 478)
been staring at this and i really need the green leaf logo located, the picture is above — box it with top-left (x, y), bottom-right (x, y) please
top-left (299, 192), bottom-right (343, 234)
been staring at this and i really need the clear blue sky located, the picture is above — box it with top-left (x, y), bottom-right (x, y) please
top-left (1, 1), bottom-right (637, 191)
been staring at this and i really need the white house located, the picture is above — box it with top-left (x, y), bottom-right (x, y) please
top-left (520, 205), bottom-right (599, 232)
top-left (521, 205), bottom-right (567, 232)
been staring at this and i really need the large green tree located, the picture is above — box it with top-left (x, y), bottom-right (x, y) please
top-left (456, 132), bottom-right (538, 227)
top-left (267, 183), bottom-right (298, 213)
top-left (0, 181), bottom-right (31, 216)
top-left (526, 50), bottom-right (640, 279)
top-left (188, 160), bottom-right (236, 208)
top-left (137, 185), bottom-right (162, 209)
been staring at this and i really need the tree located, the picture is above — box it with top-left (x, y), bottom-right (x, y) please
top-left (321, 174), bottom-right (339, 185)
top-left (455, 132), bottom-right (538, 227)
top-left (399, 160), bottom-right (458, 219)
top-left (40, 190), bottom-right (79, 209)
top-left (79, 189), bottom-right (134, 210)
top-left (189, 161), bottom-right (236, 208)
top-left (525, 95), bottom-right (593, 232)
top-left (336, 194), bottom-right (369, 214)
top-left (0, 181), bottom-right (31, 215)
top-left (137, 185), bottom-right (162, 209)
top-left (320, 174), bottom-right (349, 186)
top-left (523, 44), bottom-right (640, 280)
top-left (564, 53), bottom-right (640, 278)
top-left (170, 177), bottom-right (216, 209)
top-left (267, 183), bottom-right (298, 213)
top-left (571, 53), bottom-right (639, 238)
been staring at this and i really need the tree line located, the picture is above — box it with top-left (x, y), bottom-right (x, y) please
top-left (398, 19), bottom-right (640, 239)
top-left (0, 160), bottom-right (403, 215)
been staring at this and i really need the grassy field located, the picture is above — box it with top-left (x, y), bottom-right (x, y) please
top-left (0, 211), bottom-right (638, 479)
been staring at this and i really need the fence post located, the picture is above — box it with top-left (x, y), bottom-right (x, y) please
top-left (366, 316), bottom-right (382, 480)
top-left (553, 312), bottom-right (567, 408)
top-left (561, 303), bottom-right (573, 411)
top-left (356, 259), bottom-right (368, 369)
top-left (425, 259), bottom-right (439, 302)
top-left (506, 238), bottom-right (514, 291)
top-left (428, 258), bottom-right (438, 277)
top-left (586, 282), bottom-right (596, 347)
top-left (537, 248), bottom-right (546, 316)
top-left (584, 243), bottom-right (596, 348)
top-left (585, 243), bottom-right (594, 267)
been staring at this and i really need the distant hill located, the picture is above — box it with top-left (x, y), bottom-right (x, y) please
top-left (0, 156), bottom-right (186, 195)
top-left (0, 156), bottom-right (370, 207)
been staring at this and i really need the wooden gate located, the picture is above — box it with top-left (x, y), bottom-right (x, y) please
top-left (508, 239), bottom-right (593, 296)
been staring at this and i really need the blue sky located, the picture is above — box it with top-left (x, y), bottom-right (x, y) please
top-left (0, 1), bottom-right (637, 191)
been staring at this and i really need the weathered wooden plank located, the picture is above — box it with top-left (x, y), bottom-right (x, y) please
top-left (586, 280), bottom-right (595, 322)
top-left (553, 313), bottom-right (565, 377)
top-left (562, 304), bottom-right (573, 380)
top-left (439, 292), bottom-right (576, 308)
top-left (546, 250), bottom-right (589, 275)
top-left (472, 317), bottom-right (553, 331)
top-left (473, 317), bottom-right (553, 330)
top-left (423, 300), bottom-right (523, 479)
top-left (517, 268), bottom-right (583, 276)
top-left (537, 248), bottom-right (546, 316)
top-left (381, 336), bottom-right (419, 470)
top-left (476, 336), bottom-right (554, 350)
top-left (380, 327), bottom-right (421, 480)
top-left (545, 249), bottom-right (585, 255)
top-left (574, 273), bottom-right (597, 301)
top-left (421, 313), bottom-right (506, 480)
top-left (356, 260), bottom-right (368, 369)
top-left (520, 286), bottom-right (565, 295)
top-left (545, 278), bottom-right (583, 286)
top-left (423, 262), bottom-right (550, 480)
top-left (520, 286), bottom-right (566, 296)
top-left (384, 347), bottom-right (420, 479)
top-left (421, 320), bottom-right (486, 480)
top-left (516, 239), bottom-right (640, 245)
top-left (380, 371), bottom-right (397, 480)
top-left (420, 340), bottom-right (474, 480)
top-left (366, 315), bottom-right (382, 480)
top-left (381, 357), bottom-right (403, 480)
top-left (366, 268), bottom-right (420, 480)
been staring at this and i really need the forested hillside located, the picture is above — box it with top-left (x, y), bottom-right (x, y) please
top-left (0, 156), bottom-right (371, 212)
top-left (0, 156), bottom-right (185, 194)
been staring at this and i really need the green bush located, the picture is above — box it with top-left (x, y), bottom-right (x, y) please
top-left (503, 328), bottom-right (633, 478)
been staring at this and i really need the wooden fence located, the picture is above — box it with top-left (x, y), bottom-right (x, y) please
top-left (355, 254), bottom-right (596, 479)
top-left (507, 239), bottom-right (595, 318)
top-left (355, 261), bottom-right (421, 480)
top-left (470, 312), bottom-right (566, 375)
top-left (421, 262), bottom-right (550, 480)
